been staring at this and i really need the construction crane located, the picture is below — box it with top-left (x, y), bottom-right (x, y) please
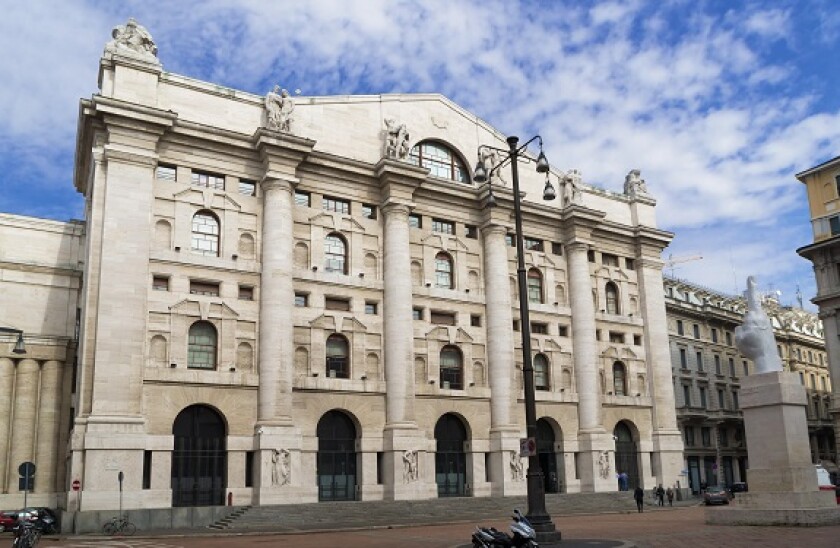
top-left (664, 254), bottom-right (703, 278)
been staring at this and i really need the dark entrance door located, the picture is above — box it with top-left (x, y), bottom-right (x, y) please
top-left (171, 405), bottom-right (226, 507)
top-left (317, 410), bottom-right (357, 501)
top-left (435, 413), bottom-right (467, 497)
top-left (613, 421), bottom-right (640, 490)
top-left (537, 419), bottom-right (559, 493)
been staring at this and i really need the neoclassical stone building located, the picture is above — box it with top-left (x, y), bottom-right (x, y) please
top-left (0, 21), bottom-right (685, 514)
top-left (665, 277), bottom-right (835, 493)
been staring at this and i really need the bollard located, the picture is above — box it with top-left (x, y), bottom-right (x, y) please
top-left (228, 492), bottom-right (233, 506)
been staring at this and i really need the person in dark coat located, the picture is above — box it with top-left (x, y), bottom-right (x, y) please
top-left (656, 484), bottom-right (665, 506)
top-left (633, 486), bottom-right (645, 512)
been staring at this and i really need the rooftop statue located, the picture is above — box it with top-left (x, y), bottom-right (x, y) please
top-left (265, 86), bottom-right (295, 132)
top-left (734, 276), bottom-right (783, 373)
top-left (563, 169), bottom-right (583, 206)
top-left (384, 118), bottom-right (410, 159)
top-left (623, 169), bottom-right (649, 197)
top-left (104, 18), bottom-right (158, 63)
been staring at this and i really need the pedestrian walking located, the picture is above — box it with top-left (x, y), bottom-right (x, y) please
top-left (656, 484), bottom-right (665, 506)
top-left (666, 486), bottom-right (674, 506)
top-left (634, 485), bottom-right (645, 513)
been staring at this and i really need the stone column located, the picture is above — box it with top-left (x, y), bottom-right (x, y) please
top-left (481, 223), bottom-right (522, 495)
top-left (258, 178), bottom-right (296, 425)
top-left (382, 202), bottom-right (414, 426)
top-left (0, 358), bottom-right (14, 493)
top-left (6, 359), bottom-right (39, 493)
top-left (818, 308), bottom-right (840, 466)
top-left (34, 360), bottom-right (62, 494)
top-left (637, 257), bottom-right (684, 486)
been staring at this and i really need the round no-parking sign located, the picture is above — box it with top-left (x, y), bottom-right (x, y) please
top-left (72, 479), bottom-right (81, 491)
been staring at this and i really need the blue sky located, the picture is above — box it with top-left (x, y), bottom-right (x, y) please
top-left (2, 0), bottom-right (839, 309)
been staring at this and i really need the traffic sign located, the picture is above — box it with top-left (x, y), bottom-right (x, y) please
top-left (72, 479), bottom-right (81, 491)
top-left (519, 437), bottom-right (537, 457)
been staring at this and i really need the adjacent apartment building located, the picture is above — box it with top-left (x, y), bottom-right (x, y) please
top-left (0, 19), bottom-right (685, 517)
top-left (665, 277), bottom-right (835, 493)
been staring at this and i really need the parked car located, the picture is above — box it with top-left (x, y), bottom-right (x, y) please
top-left (0, 511), bottom-right (18, 532)
top-left (730, 482), bottom-right (748, 493)
top-left (20, 507), bottom-right (58, 533)
top-left (703, 485), bottom-right (731, 505)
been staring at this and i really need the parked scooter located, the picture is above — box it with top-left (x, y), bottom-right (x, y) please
top-left (11, 514), bottom-right (40, 548)
top-left (472, 508), bottom-right (539, 547)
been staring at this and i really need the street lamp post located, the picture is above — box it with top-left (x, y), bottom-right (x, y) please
top-left (0, 326), bottom-right (26, 354)
top-left (475, 135), bottom-right (559, 541)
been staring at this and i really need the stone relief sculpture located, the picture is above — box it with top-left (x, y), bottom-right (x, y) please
top-left (402, 449), bottom-right (419, 483)
top-left (271, 448), bottom-right (291, 486)
top-left (623, 169), bottom-right (649, 197)
top-left (509, 450), bottom-right (525, 481)
top-left (563, 169), bottom-right (583, 206)
top-left (265, 86), bottom-right (295, 132)
top-left (384, 118), bottom-right (410, 159)
top-left (598, 451), bottom-right (611, 479)
top-left (735, 276), bottom-right (783, 373)
top-left (104, 18), bottom-right (159, 62)
top-left (479, 148), bottom-right (506, 185)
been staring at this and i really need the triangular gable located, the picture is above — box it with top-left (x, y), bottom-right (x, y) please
top-left (310, 314), bottom-right (337, 331)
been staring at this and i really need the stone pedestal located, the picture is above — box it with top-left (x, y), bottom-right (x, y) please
top-left (381, 425), bottom-right (437, 500)
top-left (707, 371), bottom-right (840, 525)
top-left (487, 428), bottom-right (528, 497)
top-left (253, 425), bottom-right (315, 505)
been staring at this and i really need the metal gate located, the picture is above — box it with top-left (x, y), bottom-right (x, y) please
top-left (613, 422), bottom-right (639, 490)
top-left (435, 414), bottom-right (467, 497)
top-left (537, 419), bottom-right (561, 493)
top-left (171, 405), bottom-right (226, 507)
top-left (317, 410), bottom-right (357, 501)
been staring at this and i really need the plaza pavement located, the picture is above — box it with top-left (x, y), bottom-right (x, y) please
top-left (29, 492), bottom-right (840, 547)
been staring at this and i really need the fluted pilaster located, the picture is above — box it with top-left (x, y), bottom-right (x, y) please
top-left (34, 360), bottom-right (62, 493)
top-left (567, 242), bottom-right (601, 431)
top-left (6, 359), bottom-right (38, 492)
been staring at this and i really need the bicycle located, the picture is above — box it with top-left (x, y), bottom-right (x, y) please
top-left (101, 515), bottom-right (136, 536)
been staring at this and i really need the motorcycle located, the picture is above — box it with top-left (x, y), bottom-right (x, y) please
top-left (472, 508), bottom-right (539, 548)
top-left (11, 519), bottom-right (40, 548)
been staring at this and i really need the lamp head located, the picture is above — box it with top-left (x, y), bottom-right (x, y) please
top-left (12, 332), bottom-right (25, 355)
top-left (473, 161), bottom-right (487, 183)
top-left (486, 188), bottom-right (497, 208)
top-left (535, 149), bottom-right (550, 174)
top-left (543, 175), bottom-right (556, 201)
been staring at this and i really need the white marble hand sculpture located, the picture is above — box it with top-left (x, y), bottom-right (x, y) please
top-left (734, 276), bottom-right (782, 373)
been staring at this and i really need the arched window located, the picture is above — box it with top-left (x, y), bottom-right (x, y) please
top-left (188, 321), bottom-right (217, 369)
top-left (534, 353), bottom-right (549, 391)
top-left (605, 282), bottom-right (620, 314)
top-left (527, 268), bottom-right (544, 304)
top-left (408, 141), bottom-right (468, 183)
top-left (612, 361), bottom-right (627, 396)
top-left (326, 334), bottom-right (350, 378)
top-left (191, 211), bottom-right (220, 257)
top-left (435, 252), bottom-right (454, 289)
top-left (440, 345), bottom-right (463, 390)
top-left (325, 233), bottom-right (348, 274)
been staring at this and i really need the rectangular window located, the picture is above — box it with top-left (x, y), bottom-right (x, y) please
top-left (711, 328), bottom-right (718, 343)
top-left (191, 170), bottom-right (225, 190)
top-left (719, 428), bottom-right (728, 447)
top-left (156, 163), bottom-right (177, 181)
top-left (679, 348), bottom-right (687, 368)
top-left (684, 426), bottom-right (695, 447)
top-left (551, 242), bottom-right (563, 255)
top-left (295, 293), bottom-right (308, 307)
top-left (743, 360), bottom-right (749, 376)
top-left (245, 451), bottom-right (255, 488)
top-left (726, 332), bottom-right (732, 346)
top-left (325, 297), bottom-right (351, 311)
top-left (531, 322), bottom-right (548, 335)
top-left (609, 331), bottom-right (624, 344)
top-left (677, 320), bottom-right (684, 336)
top-left (714, 355), bottom-right (721, 375)
top-left (693, 323), bottom-right (700, 339)
top-left (238, 179), bottom-right (256, 196)
top-left (365, 302), bottom-right (378, 315)
top-left (696, 351), bottom-right (704, 371)
top-left (633, 334), bottom-right (642, 346)
top-left (465, 225), bottom-right (478, 239)
top-left (602, 253), bottom-right (619, 267)
top-left (683, 385), bottom-right (691, 407)
top-left (323, 195), bottom-right (351, 214)
top-left (152, 275), bottom-right (170, 291)
top-left (701, 427), bottom-right (711, 447)
top-left (699, 387), bottom-right (707, 409)
top-left (408, 214), bottom-right (422, 228)
top-left (189, 280), bottom-right (220, 296)
top-left (294, 190), bottom-right (311, 207)
top-left (718, 389), bottom-right (725, 409)
top-left (412, 307), bottom-right (423, 320)
top-left (587, 250), bottom-right (596, 263)
top-left (524, 237), bottom-right (543, 251)
top-left (142, 451), bottom-right (152, 490)
top-left (430, 311), bottom-right (456, 326)
top-left (432, 218), bottom-right (455, 235)
top-left (505, 234), bottom-right (516, 247)
top-left (625, 257), bottom-right (635, 270)
top-left (729, 357), bottom-right (735, 377)
top-left (512, 320), bottom-right (520, 332)
top-left (238, 285), bottom-right (254, 300)
top-left (558, 324), bottom-right (569, 337)
top-left (470, 314), bottom-right (481, 327)
top-left (361, 203), bottom-right (377, 219)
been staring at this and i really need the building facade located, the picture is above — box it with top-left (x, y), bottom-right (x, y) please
top-left (0, 21), bottom-right (686, 513)
top-left (665, 277), bottom-right (835, 493)
top-left (797, 154), bottom-right (840, 479)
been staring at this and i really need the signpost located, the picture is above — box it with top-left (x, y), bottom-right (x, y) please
top-left (118, 471), bottom-right (124, 518)
top-left (19, 462), bottom-right (36, 508)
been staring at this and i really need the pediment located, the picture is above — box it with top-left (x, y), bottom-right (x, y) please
top-left (309, 314), bottom-right (337, 331)
top-left (341, 317), bottom-right (368, 332)
top-left (455, 327), bottom-right (473, 343)
top-left (620, 348), bottom-right (638, 360)
top-left (546, 339), bottom-right (563, 352)
top-left (421, 233), bottom-right (443, 247)
top-left (601, 346), bottom-right (620, 358)
top-left (171, 188), bottom-right (242, 211)
top-left (169, 299), bottom-right (200, 316)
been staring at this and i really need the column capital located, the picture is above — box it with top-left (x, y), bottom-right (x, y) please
top-left (564, 241), bottom-right (590, 253)
top-left (380, 201), bottom-right (412, 219)
top-left (260, 177), bottom-right (296, 194)
top-left (637, 257), bottom-right (665, 271)
top-left (252, 128), bottom-right (316, 182)
top-left (480, 223), bottom-right (508, 238)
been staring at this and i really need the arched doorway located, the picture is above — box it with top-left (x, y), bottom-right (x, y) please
top-left (317, 410), bottom-right (358, 501)
top-left (171, 405), bottom-right (227, 507)
top-left (613, 421), bottom-right (640, 490)
top-left (434, 413), bottom-right (467, 497)
top-left (537, 418), bottom-right (563, 493)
